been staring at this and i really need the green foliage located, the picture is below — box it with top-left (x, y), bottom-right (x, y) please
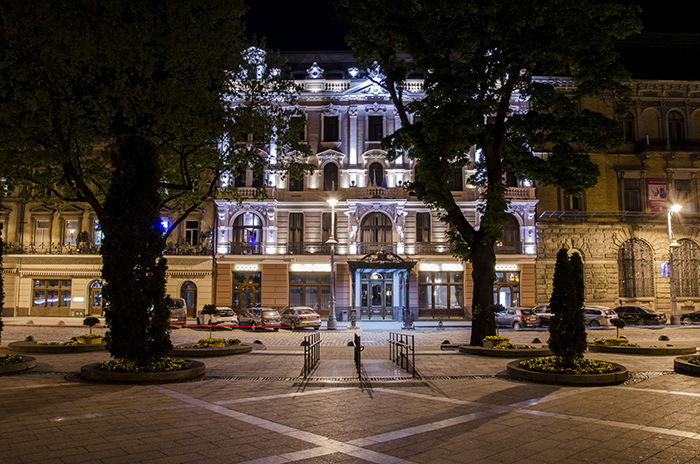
top-left (548, 248), bottom-right (588, 366)
top-left (611, 317), bottom-right (626, 337)
top-left (201, 304), bottom-right (217, 337)
top-left (83, 316), bottom-right (100, 334)
top-left (337, 0), bottom-right (640, 345)
top-left (101, 136), bottom-right (170, 367)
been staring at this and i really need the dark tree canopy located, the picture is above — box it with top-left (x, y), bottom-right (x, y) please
top-left (337, 0), bottom-right (641, 344)
top-left (101, 136), bottom-right (170, 366)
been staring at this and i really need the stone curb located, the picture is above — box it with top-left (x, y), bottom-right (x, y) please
top-left (0, 355), bottom-right (37, 374)
top-left (80, 360), bottom-right (206, 384)
top-left (458, 345), bottom-right (553, 357)
top-left (7, 341), bottom-right (107, 353)
top-left (506, 359), bottom-right (629, 386)
top-left (169, 344), bottom-right (253, 357)
top-left (673, 355), bottom-right (700, 376)
top-left (589, 344), bottom-right (697, 356)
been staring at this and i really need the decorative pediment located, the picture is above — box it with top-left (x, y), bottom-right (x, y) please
top-left (29, 205), bottom-right (55, 215)
top-left (362, 149), bottom-right (388, 165)
top-left (366, 102), bottom-right (386, 115)
top-left (322, 103), bottom-right (340, 116)
top-left (317, 149), bottom-right (346, 167)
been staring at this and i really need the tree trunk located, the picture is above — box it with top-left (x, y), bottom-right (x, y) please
top-left (470, 240), bottom-right (497, 345)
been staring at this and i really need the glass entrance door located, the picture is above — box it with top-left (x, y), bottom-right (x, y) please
top-left (360, 272), bottom-right (394, 319)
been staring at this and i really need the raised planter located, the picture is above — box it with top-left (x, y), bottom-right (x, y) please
top-left (169, 343), bottom-right (252, 357)
top-left (674, 356), bottom-right (700, 376)
top-left (507, 359), bottom-right (629, 385)
top-left (0, 356), bottom-right (37, 374)
top-left (79, 338), bottom-right (105, 345)
top-left (459, 345), bottom-right (553, 357)
top-left (7, 340), bottom-right (107, 353)
top-left (80, 360), bottom-right (206, 384)
top-left (589, 344), bottom-right (697, 356)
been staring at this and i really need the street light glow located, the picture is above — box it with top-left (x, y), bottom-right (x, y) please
top-left (671, 204), bottom-right (682, 213)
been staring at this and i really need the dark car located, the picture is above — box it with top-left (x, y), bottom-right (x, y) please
top-left (613, 306), bottom-right (667, 325)
top-left (680, 310), bottom-right (700, 325)
top-left (532, 304), bottom-right (553, 326)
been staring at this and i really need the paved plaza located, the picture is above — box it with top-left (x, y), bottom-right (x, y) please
top-left (2, 323), bottom-right (700, 463)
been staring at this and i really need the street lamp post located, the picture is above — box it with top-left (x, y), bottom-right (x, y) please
top-left (667, 203), bottom-right (682, 325)
top-left (326, 198), bottom-right (338, 330)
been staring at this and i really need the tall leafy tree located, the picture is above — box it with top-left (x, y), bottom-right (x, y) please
top-left (548, 248), bottom-right (587, 366)
top-left (101, 136), bottom-right (170, 366)
top-left (337, 0), bottom-right (640, 344)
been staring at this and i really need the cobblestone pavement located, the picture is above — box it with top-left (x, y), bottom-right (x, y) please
top-left (3, 325), bottom-right (700, 463)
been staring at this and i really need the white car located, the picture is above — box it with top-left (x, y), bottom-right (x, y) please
top-left (197, 307), bottom-right (238, 328)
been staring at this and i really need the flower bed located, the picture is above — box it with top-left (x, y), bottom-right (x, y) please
top-left (507, 357), bottom-right (629, 385)
top-left (170, 338), bottom-right (252, 357)
top-left (8, 339), bottom-right (107, 353)
top-left (81, 358), bottom-right (205, 383)
top-left (0, 355), bottom-right (37, 374)
top-left (589, 339), bottom-right (696, 356)
top-left (673, 356), bottom-right (700, 377)
top-left (459, 344), bottom-right (553, 357)
top-left (97, 357), bottom-right (192, 373)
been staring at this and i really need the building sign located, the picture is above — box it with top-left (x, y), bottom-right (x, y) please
top-left (235, 264), bottom-right (259, 271)
top-left (419, 263), bottom-right (464, 272)
top-left (495, 264), bottom-right (519, 271)
top-left (646, 178), bottom-right (668, 212)
top-left (290, 263), bottom-right (332, 272)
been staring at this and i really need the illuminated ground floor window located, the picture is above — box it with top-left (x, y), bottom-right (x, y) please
top-left (493, 271), bottom-right (520, 308)
top-left (33, 279), bottom-right (71, 307)
top-left (232, 272), bottom-right (261, 310)
top-left (418, 271), bottom-right (464, 319)
top-left (289, 272), bottom-right (330, 315)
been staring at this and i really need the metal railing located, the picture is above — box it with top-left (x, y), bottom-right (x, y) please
top-left (353, 333), bottom-right (364, 379)
top-left (389, 332), bottom-right (416, 378)
top-left (413, 242), bottom-right (453, 255)
top-left (285, 242), bottom-right (337, 255)
top-left (302, 332), bottom-right (321, 379)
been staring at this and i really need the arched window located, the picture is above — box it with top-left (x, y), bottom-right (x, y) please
top-left (668, 111), bottom-right (685, 141)
top-left (180, 281), bottom-right (197, 317)
top-left (89, 280), bottom-right (103, 316)
top-left (323, 163), bottom-right (339, 191)
top-left (232, 212), bottom-right (263, 254)
top-left (675, 239), bottom-right (700, 297)
top-left (361, 212), bottom-right (392, 243)
top-left (618, 239), bottom-right (654, 298)
top-left (368, 162), bottom-right (384, 188)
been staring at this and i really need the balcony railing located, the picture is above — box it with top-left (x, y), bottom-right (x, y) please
top-left (164, 243), bottom-right (212, 256)
top-left (354, 243), bottom-right (401, 255)
top-left (494, 241), bottom-right (522, 254)
top-left (635, 138), bottom-right (700, 153)
top-left (505, 187), bottom-right (536, 199)
top-left (220, 243), bottom-right (263, 255)
top-left (349, 187), bottom-right (401, 199)
top-left (3, 242), bottom-right (101, 255)
top-left (286, 242), bottom-right (336, 255)
top-left (413, 242), bottom-right (453, 255)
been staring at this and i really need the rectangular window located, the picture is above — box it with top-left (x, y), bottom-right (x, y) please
top-left (289, 213), bottom-right (304, 244)
top-left (620, 120), bottom-right (635, 143)
top-left (323, 116), bottom-right (339, 142)
top-left (623, 179), bottom-right (641, 211)
top-left (33, 279), bottom-right (71, 307)
top-left (185, 221), bottom-right (199, 245)
top-left (93, 220), bottom-right (103, 245)
top-left (322, 212), bottom-right (337, 243)
top-left (416, 212), bottom-right (431, 243)
top-left (64, 220), bottom-right (79, 246)
top-left (675, 179), bottom-right (691, 208)
top-left (563, 194), bottom-right (583, 211)
top-left (288, 174), bottom-right (304, 191)
top-left (288, 272), bottom-right (330, 313)
top-left (449, 168), bottom-right (463, 191)
top-left (418, 271), bottom-right (463, 318)
top-left (35, 220), bottom-right (49, 246)
top-left (368, 116), bottom-right (383, 141)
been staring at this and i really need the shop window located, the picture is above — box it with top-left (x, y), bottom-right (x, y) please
top-left (185, 221), bottom-right (199, 245)
top-left (323, 163), bottom-right (339, 191)
top-left (419, 271), bottom-right (464, 318)
top-left (289, 272), bottom-right (331, 313)
top-left (674, 239), bottom-right (700, 298)
top-left (89, 280), bottom-right (103, 315)
top-left (622, 179), bottom-right (642, 212)
top-left (323, 116), bottom-right (339, 142)
top-left (416, 212), bottom-right (431, 243)
top-left (180, 281), bottom-right (197, 314)
top-left (618, 239), bottom-right (654, 298)
top-left (493, 272), bottom-right (519, 308)
top-left (33, 279), bottom-right (71, 307)
top-left (64, 220), bottom-right (79, 246)
top-left (368, 116), bottom-right (383, 141)
top-left (361, 212), bottom-right (392, 243)
top-left (232, 272), bottom-right (261, 310)
top-left (289, 213), bottom-right (304, 244)
top-left (232, 213), bottom-right (263, 254)
top-left (35, 220), bottom-right (49, 246)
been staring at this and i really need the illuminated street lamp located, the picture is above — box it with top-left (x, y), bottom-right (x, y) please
top-left (667, 203), bottom-right (682, 325)
top-left (326, 198), bottom-right (338, 330)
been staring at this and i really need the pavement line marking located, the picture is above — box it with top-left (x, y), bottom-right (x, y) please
top-left (0, 382), bottom-right (83, 391)
top-left (616, 386), bottom-right (700, 398)
top-left (213, 387), bottom-right (355, 405)
top-left (237, 447), bottom-right (336, 464)
top-left (158, 387), bottom-right (416, 464)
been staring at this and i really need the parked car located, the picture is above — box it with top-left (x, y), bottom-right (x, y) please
top-left (167, 297), bottom-right (188, 325)
top-left (584, 306), bottom-right (618, 326)
top-left (280, 306), bottom-right (321, 330)
top-left (681, 310), bottom-right (700, 325)
top-left (495, 307), bottom-right (540, 329)
top-left (532, 304), bottom-right (553, 326)
top-left (238, 307), bottom-right (281, 331)
top-left (197, 307), bottom-right (238, 328)
top-left (612, 305), bottom-right (667, 325)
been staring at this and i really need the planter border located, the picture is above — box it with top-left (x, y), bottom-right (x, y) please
top-left (674, 355), bottom-right (700, 376)
top-left (459, 345), bottom-right (553, 357)
top-left (7, 340), bottom-right (106, 353)
top-left (589, 344), bottom-right (697, 356)
top-left (507, 359), bottom-right (629, 386)
top-left (0, 356), bottom-right (37, 374)
top-left (80, 360), bottom-right (206, 384)
top-left (169, 343), bottom-right (252, 357)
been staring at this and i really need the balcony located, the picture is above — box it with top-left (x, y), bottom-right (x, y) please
top-left (413, 242), bottom-right (453, 255)
top-left (285, 242), bottom-right (336, 255)
top-left (354, 243), bottom-right (401, 255)
top-left (164, 243), bottom-right (212, 256)
top-left (505, 187), bottom-right (536, 199)
top-left (220, 243), bottom-right (263, 255)
top-left (348, 187), bottom-right (402, 199)
top-left (635, 138), bottom-right (700, 153)
top-left (3, 242), bottom-right (101, 255)
top-left (494, 241), bottom-right (522, 254)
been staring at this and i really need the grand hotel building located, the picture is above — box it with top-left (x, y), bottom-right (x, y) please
top-left (0, 51), bottom-right (539, 321)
